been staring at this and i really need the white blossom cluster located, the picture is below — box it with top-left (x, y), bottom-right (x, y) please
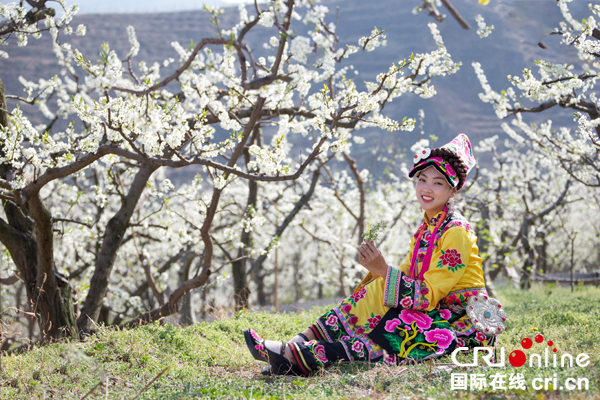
top-left (474, 14), bottom-right (494, 38)
top-left (0, 0), bottom-right (82, 59)
top-left (472, 0), bottom-right (600, 187)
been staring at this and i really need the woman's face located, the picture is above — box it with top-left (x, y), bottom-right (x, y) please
top-left (415, 166), bottom-right (456, 219)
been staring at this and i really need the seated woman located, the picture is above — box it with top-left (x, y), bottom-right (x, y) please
top-left (244, 134), bottom-right (498, 376)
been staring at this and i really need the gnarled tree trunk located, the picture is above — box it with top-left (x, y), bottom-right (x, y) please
top-left (77, 163), bottom-right (158, 333)
top-left (0, 78), bottom-right (77, 340)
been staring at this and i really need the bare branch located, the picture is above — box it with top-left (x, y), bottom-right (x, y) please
top-left (508, 100), bottom-right (558, 115)
top-left (0, 275), bottom-right (20, 285)
top-left (440, 0), bottom-right (470, 30)
top-left (54, 218), bottom-right (93, 228)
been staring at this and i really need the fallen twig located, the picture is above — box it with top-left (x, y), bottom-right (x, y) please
top-left (80, 371), bottom-right (107, 400)
top-left (130, 366), bottom-right (170, 400)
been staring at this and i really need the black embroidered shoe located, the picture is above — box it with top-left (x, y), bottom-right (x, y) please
top-left (267, 343), bottom-right (306, 376)
top-left (244, 329), bottom-right (269, 362)
top-left (244, 330), bottom-right (307, 376)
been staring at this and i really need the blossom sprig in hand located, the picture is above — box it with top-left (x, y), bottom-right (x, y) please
top-left (362, 220), bottom-right (387, 242)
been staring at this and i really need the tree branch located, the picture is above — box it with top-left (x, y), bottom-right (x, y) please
top-left (0, 275), bottom-right (20, 285)
top-left (0, 4), bottom-right (55, 37)
top-left (109, 38), bottom-right (232, 96)
top-left (440, 0), bottom-right (470, 30)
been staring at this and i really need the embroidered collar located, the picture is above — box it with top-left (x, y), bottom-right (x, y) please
top-left (425, 210), bottom-right (446, 227)
top-left (410, 206), bottom-right (448, 280)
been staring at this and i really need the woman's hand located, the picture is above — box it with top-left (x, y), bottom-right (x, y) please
top-left (357, 240), bottom-right (389, 278)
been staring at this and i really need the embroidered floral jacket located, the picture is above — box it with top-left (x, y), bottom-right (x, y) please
top-left (355, 209), bottom-right (485, 312)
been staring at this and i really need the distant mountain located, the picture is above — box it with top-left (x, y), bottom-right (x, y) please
top-left (0, 0), bottom-right (591, 179)
top-left (71, 0), bottom-right (232, 15)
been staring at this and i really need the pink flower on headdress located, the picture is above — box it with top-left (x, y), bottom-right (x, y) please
top-left (341, 304), bottom-right (352, 313)
top-left (445, 164), bottom-right (457, 178)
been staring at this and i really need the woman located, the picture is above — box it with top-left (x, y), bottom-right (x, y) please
top-left (244, 134), bottom-right (497, 376)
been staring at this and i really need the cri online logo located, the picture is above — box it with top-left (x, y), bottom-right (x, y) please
top-left (509, 334), bottom-right (553, 367)
top-left (452, 333), bottom-right (590, 368)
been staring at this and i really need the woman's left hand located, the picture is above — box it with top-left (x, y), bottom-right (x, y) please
top-left (357, 240), bottom-right (388, 278)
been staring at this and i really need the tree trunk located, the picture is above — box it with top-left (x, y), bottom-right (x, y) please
top-left (520, 218), bottom-right (534, 290)
top-left (489, 229), bottom-right (507, 281)
top-left (534, 231), bottom-right (547, 274)
top-left (254, 272), bottom-right (267, 306)
top-left (28, 194), bottom-right (78, 338)
top-left (231, 127), bottom-right (261, 311)
top-left (1, 78), bottom-right (76, 340)
top-left (292, 250), bottom-right (302, 301)
top-left (77, 163), bottom-right (158, 333)
top-left (178, 254), bottom-right (197, 326)
top-left (231, 170), bottom-right (256, 310)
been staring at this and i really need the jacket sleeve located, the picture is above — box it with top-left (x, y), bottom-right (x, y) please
top-left (382, 226), bottom-right (473, 311)
top-left (397, 236), bottom-right (414, 276)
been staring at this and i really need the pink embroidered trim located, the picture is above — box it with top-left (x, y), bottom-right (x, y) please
top-left (334, 307), bottom-right (380, 358)
top-left (339, 340), bottom-right (353, 361)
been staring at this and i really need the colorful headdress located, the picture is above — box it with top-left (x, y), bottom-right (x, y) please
top-left (408, 134), bottom-right (476, 188)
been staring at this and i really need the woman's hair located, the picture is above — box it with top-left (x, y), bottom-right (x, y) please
top-left (429, 148), bottom-right (468, 190)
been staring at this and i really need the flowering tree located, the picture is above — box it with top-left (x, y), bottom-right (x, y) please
top-left (472, 0), bottom-right (600, 188)
top-left (0, 0), bottom-right (461, 341)
top-left (469, 0), bottom-right (600, 288)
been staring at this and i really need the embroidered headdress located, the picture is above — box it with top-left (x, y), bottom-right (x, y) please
top-left (408, 133), bottom-right (476, 188)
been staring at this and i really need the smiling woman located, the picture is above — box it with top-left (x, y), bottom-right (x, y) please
top-left (244, 134), bottom-right (502, 376)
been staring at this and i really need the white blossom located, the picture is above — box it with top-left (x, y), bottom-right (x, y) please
top-left (475, 14), bottom-right (494, 38)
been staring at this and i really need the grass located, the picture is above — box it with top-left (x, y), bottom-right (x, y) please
top-left (0, 283), bottom-right (599, 399)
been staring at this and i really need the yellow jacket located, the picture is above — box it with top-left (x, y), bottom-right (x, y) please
top-left (355, 210), bottom-right (485, 312)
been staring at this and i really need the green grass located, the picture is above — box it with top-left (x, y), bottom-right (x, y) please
top-left (0, 284), bottom-right (599, 399)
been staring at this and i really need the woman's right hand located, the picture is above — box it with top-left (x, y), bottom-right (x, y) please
top-left (357, 239), bottom-right (388, 279)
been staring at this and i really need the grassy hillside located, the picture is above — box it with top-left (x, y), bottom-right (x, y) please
top-left (0, 284), bottom-right (599, 399)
